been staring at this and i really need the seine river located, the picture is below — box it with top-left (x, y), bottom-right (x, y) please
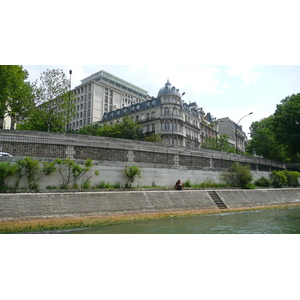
top-left (69, 206), bottom-right (300, 234)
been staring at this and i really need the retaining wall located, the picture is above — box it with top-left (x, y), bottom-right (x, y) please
top-left (0, 129), bottom-right (286, 188)
top-left (1, 189), bottom-right (299, 221)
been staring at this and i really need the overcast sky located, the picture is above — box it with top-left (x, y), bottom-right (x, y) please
top-left (23, 64), bottom-right (300, 137)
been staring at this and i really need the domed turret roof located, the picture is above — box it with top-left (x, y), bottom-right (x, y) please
top-left (157, 79), bottom-right (180, 97)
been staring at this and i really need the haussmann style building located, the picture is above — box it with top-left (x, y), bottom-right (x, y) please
top-left (101, 79), bottom-right (218, 148)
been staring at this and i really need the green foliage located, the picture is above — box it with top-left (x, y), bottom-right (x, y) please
top-left (201, 134), bottom-right (235, 153)
top-left (16, 157), bottom-right (56, 189)
top-left (54, 158), bottom-right (98, 189)
top-left (254, 176), bottom-right (271, 188)
top-left (224, 162), bottom-right (253, 188)
top-left (124, 166), bottom-right (141, 188)
top-left (248, 94), bottom-right (300, 163)
top-left (184, 179), bottom-right (192, 188)
top-left (144, 133), bottom-right (163, 143)
top-left (95, 181), bottom-right (121, 189)
top-left (247, 116), bottom-right (289, 163)
top-left (0, 161), bottom-right (17, 192)
top-left (79, 115), bottom-right (145, 141)
top-left (283, 170), bottom-right (300, 187)
top-left (0, 65), bottom-right (35, 128)
top-left (24, 69), bottom-right (76, 133)
top-left (273, 93), bottom-right (300, 159)
top-left (270, 170), bottom-right (288, 188)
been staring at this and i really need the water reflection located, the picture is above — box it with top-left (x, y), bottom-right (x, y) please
top-left (69, 207), bottom-right (300, 234)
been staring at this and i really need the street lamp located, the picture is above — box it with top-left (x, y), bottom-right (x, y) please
top-left (235, 112), bottom-right (253, 153)
top-left (67, 70), bottom-right (72, 133)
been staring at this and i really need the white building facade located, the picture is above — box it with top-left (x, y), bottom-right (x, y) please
top-left (101, 80), bottom-right (218, 148)
top-left (68, 70), bottom-right (149, 131)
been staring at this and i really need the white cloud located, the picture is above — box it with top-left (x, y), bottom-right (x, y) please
top-left (222, 82), bottom-right (231, 89)
top-left (226, 65), bottom-right (261, 85)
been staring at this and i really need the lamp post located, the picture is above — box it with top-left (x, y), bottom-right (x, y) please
top-left (67, 70), bottom-right (72, 133)
top-left (235, 112), bottom-right (253, 153)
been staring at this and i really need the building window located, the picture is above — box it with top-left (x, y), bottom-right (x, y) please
top-left (164, 122), bottom-right (169, 130)
top-left (164, 107), bottom-right (170, 115)
top-left (152, 124), bottom-right (155, 132)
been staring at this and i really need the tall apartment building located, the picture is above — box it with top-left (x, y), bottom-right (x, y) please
top-left (68, 70), bottom-right (149, 131)
top-left (101, 80), bottom-right (218, 148)
top-left (217, 117), bottom-right (248, 152)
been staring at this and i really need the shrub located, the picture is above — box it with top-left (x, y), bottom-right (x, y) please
top-left (283, 170), bottom-right (300, 187)
top-left (224, 162), bottom-right (253, 188)
top-left (124, 166), bottom-right (141, 188)
top-left (184, 179), bottom-right (192, 188)
top-left (254, 176), bottom-right (271, 187)
top-left (0, 161), bottom-right (17, 192)
top-left (16, 157), bottom-right (56, 190)
top-left (270, 170), bottom-right (288, 188)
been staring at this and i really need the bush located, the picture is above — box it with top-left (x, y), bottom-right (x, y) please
top-left (184, 179), bottom-right (192, 188)
top-left (224, 162), bottom-right (253, 188)
top-left (254, 176), bottom-right (271, 187)
top-left (124, 166), bottom-right (141, 188)
top-left (0, 161), bottom-right (17, 192)
top-left (270, 170), bottom-right (288, 188)
top-left (283, 170), bottom-right (300, 187)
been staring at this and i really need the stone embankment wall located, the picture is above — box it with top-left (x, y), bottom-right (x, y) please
top-left (0, 189), bottom-right (299, 221)
top-left (0, 130), bottom-right (285, 188)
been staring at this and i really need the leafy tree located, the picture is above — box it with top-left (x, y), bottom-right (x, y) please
top-left (79, 115), bottom-right (145, 141)
top-left (17, 109), bottom-right (66, 132)
top-left (0, 161), bottom-right (17, 192)
top-left (124, 166), bottom-right (141, 188)
top-left (24, 69), bottom-right (76, 132)
top-left (201, 134), bottom-right (235, 153)
top-left (223, 162), bottom-right (253, 188)
top-left (16, 157), bottom-right (56, 190)
top-left (144, 133), bottom-right (163, 143)
top-left (247, 116), bottom-right (289, 163)
top-left (0, 65), bottom-right (34, 128)
top-left (273, 93), bottom-right (300, 160)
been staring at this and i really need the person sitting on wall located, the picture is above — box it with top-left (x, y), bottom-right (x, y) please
top-left (174, 180), bottom-right (182, 190)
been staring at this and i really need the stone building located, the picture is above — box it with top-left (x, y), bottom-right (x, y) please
top-left (217, 117), bottom-right (248, 152)
top-left (67, 70), bottom-right (149, 131)
top-left (101, 80), bottom-right (218, 148)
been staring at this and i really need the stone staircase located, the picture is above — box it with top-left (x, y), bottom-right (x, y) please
top-left (207, 191), bottom-right (227, 209)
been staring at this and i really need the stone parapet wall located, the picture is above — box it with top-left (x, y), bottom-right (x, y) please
top-left (0, 129), bottom-right (285, 172)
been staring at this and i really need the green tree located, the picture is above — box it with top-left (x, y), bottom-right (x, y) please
top-left (144, 133), bottom-right (163, 143)
top-left (124, 166), bottom-right (141, 188)
top-left (247, 116), bottom-right (289, 163)
top-left (0, 161), bottom-right (17, 192)
top-left (79, 115), bottom-right (145, 141)
top-left (0, 65), bottom-right (34, 129)
top-left (273, 93), bottom-right (300, 161)
top-left (201, 134), bottom-right (235, 153)
top-left (223, 162), bottom-right (253, 188)
top-left (24, 69), bottom-right (76, 132)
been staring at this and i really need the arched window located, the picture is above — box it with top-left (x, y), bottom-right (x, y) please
top-left (164, 107), bottom-right (170, 115)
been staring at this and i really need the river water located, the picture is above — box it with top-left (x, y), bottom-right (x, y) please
top-left (69, 206), bottom-right (300, 234)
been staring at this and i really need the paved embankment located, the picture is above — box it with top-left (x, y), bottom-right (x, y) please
top-left (1, 188), bottom-right (300, 221)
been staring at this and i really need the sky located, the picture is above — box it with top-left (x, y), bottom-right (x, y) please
top-left (23, 64), bottom-right (300, 137)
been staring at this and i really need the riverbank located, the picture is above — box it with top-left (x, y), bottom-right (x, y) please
top-left (1, 203), bottom-right (300, 234)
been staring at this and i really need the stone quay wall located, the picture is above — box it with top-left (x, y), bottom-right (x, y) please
top-left (0, 189), bottom-right (299, 221)
top-left (0, 129), bottom-right (286, 188)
